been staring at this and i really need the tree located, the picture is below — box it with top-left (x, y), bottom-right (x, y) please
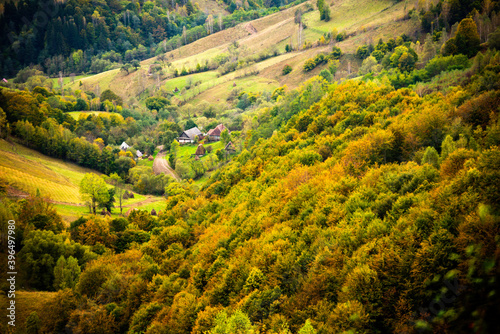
top-left (455, 18), bottom-right (481, 57)
top-left (100, 89), bottom-right (123, 106)
top-left (145, 96), bottom-right (170, 111)
top-left (26, 312), bottom-right (41, 334)
top-left (109, 173), bottom-right (125, 215)
top-left (53, 256), bottom-right (81, 290)
top-left (298, 319), bottom-right (317, 334)
top-left (320, 69), bottom-right (333, 82)
top-left (422, 146), bottom-right (440, 168)
top-left (323, 5), bottom-right (331, 21)
top-left (443, 18), bottom-right (481, 57)
top-left (282, 64), bottom-right (292, 75)
top-left (80, 173), bottom-right (110, 214)
top-left (0, 108), bottom-right (8, 138)
top-left (488, 27), bottom-right (500, 50)
top-left (221, 129), bottom-right (230, 145)
top-left (216, 149), bottom-right (224, 161)
top-left (185, 119), bottom-right (197, 129)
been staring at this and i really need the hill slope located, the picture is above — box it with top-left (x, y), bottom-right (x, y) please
top-left (68, 0), bottom-right (417, 106)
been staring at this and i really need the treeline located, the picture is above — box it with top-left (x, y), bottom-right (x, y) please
top-left (0, 0), bottom-right (308, 78)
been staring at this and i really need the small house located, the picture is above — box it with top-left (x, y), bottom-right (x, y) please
top-left (194, 144), bottom-right (206, 157)
top-left (177, 127), bottom-right (203, 144)
top-left (225, 141), bottom-right (236, 154)
top-left (136, 150), bottom-right (143, 159)
top-left (120, 142), bottom-right (130, 151)
top-left (207, 124), bottom-right (229, 142)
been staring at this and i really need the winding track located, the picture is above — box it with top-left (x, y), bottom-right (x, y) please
top-left (153, 152), bottom-right (181, 181)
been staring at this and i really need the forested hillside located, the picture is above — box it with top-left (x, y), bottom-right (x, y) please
top-left (1, 0), bottom-right (500, 333)
top-left (0, 0), bottom-right (304, 76)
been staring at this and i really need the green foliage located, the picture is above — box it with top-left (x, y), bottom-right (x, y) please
top-left (356, 45), bottom-right (371, 59)
top-left (443, 18), bottom-right (481, 58)
top-left (100, 89), bottom-right (122, 106)
top-left (209, 310), bottom-right (253, 334)
top-left (282, 64), bottom-right (293, 75)
top-left (26, 311), bottom-right (41, 334)
top-left (421, 146), bottom-right (439, 168)
top-left (79, 173), bottom-right (110, 214)
top-left (53, 256), bottom-right (81, 290)
top-left (488, 27), bottom-right (500, 50)
top-left (298, 319), bottom-right (317, 334)
top-left (145, 96), bottom-right (171, 111)
top-left (19, 230), bottom-right (94, 290)
top-left (129, 302), bottom-right (163, 334)
top-left (319, 69), bottom-right (333, 82)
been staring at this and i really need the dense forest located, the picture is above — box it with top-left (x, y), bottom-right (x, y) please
top-left (1, 0), bottom-right (500, 333)
top-left (0, 0), bottom-right (305, 77)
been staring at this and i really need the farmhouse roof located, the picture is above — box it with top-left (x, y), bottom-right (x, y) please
top-left (225, 141), bottom-right (235, 151)
top-left (120, 142), bottom-right (130, 150)
top-left (136, 150), bottom-right (143, 157)
top-left (181, 127), bottom-right (203, 140)
top-left (207, 124), bottom-right (228, 137)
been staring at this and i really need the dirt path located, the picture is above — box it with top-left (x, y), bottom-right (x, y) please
top-left (153, 152), bottom-right (181, 181)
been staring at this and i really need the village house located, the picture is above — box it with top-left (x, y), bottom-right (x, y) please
top-left (120, 142), bottom-right (130, 150)
top-left (136, 150), bottom-right (143, 159)
top-left (207, 124), bottom-right (228, 142)
top-left (177, 127), bottom-right (203, 144)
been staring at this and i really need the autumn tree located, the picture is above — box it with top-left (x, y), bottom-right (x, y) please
top-left (443, 18), bottom-right (481, 57)
top-left (80, 173), bottom-right (110, 214)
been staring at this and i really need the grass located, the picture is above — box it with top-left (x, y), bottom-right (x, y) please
top-left (0, 139), bottom-right (98, 204)
top-left (177, 141), bottom-right (224, 160)
top-left (67, 111), bottom-right (116, 120)
top-left (49, 74), bottom-right (90, 87)
top-left (163, 71), bottom-right (219, 95)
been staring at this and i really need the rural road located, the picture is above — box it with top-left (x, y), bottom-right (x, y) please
top-left (153, 152), bottom-right (181, 181)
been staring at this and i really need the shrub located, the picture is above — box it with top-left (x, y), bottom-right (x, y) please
top-left (282, 64), bottom-right (292, 75)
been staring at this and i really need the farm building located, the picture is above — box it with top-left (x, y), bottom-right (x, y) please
top-left (194, 144), bottom-right (206, 157)
top-left (120, 142), bottom-right (130, 150)
top-left (136, 150), bottom-right (143, 159)
top-left (225, 141), bottom-right (236, 153)
top-left (207, 124), bottom-right (229, 141)
top-left (177, 127), bottom-right (203, 144)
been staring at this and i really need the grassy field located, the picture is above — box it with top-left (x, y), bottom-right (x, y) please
top-left (177, 140), bottom-right (224, 160)
top-left (66, 111), bottom-right (119, 120)
top-left (49, 74), bottom-right (90, 87)
top-left (0, 139), bottom-right (98, 204)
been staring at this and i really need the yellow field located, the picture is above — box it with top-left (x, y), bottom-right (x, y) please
top-left (0, 140), bottom-right (98, 203)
